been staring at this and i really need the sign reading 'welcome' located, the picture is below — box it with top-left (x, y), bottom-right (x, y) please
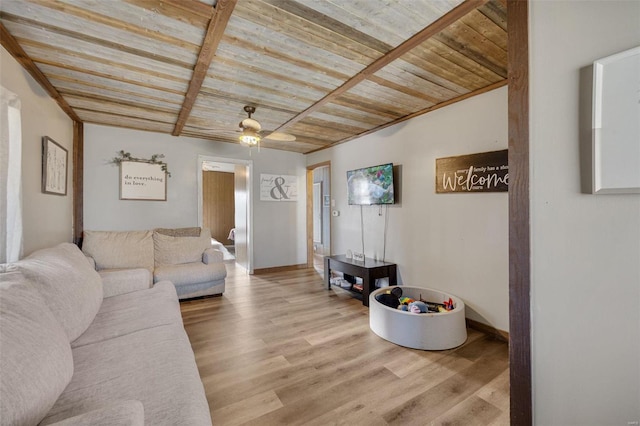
top-left (435, 149), bottom-right (508, 193)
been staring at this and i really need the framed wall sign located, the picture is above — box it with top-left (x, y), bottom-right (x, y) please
top-left (592, 46), bottom-right (640, 194)
top-left (120, 160), bottom-right (167, 201)
top-left (260, 174), bottom-right (298, 201)
top-left (42, 136), bottom-right (68, 196)
top-left (436, 149), bottom-right (508, 193)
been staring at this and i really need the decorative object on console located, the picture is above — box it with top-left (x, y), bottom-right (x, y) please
top-left (352, 252), bottom-right (365, 262)
top-left (41, 136), bottom-right (67, 196)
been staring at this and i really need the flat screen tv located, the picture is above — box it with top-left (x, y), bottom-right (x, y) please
top-left (347, 163), bottom-right (395, 205)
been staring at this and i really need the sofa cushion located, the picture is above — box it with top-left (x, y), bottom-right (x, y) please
top-left (0, 272), bottom-right (74, 426)
top-left (169, 280), bottom-right (225, 300)
top-left (154, 262), bottom-right (226, 286)
top-left (82, 230), bottom-right (154, 273)
top-left (203, 247), bottom-right (224, 264)
top-left (154, 227), bottom-right (202, 237)
top-left (98, 268), bottom-right (153, 298)
top-left (153, 228), bottom-right (211, 266)
top-left (72, 281), bottom-right (181, 348)
top-left (45, 400), bottom-right (144, 426)
top-left (40, 324), bottom-right (212, 426)
top-left (15, 243), bottom-right (103, 342)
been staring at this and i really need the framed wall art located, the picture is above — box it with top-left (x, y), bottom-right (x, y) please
top-left (120, 160), bottom-right (167, 201)
top-left (42, 136), bottom-right (68, 196)
top-left (260, 174), bottom-right (298, 201)
top-left (592, 46), bottom-right (640, 194)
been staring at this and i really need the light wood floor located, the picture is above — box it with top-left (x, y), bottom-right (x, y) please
top-left (180, 263), bottom-right (509, 426)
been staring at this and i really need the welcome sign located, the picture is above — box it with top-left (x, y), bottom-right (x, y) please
top-left (435, 149), bottom-right (508, 193)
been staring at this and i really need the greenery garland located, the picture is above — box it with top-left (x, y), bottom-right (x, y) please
top-left (112, 150), bottom-right (171, 177)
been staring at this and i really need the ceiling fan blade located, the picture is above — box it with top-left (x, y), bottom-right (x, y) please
top-left (241, 118), bottom-right (261, 131)
top-left (264, 131), bottom-right (296, 142)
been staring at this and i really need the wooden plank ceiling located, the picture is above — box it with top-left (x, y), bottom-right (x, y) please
top-left (0, 0), bottom-right (507, 154)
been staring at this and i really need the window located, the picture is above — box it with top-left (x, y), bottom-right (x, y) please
top-left (0, 85), bottom-right (22, 263)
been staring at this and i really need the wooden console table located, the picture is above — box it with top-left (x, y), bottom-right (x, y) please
top-left (325, 255), bottom-right (397, 307)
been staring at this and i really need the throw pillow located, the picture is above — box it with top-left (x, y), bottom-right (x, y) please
top-left (154, 227), bottom-right (202, 237)
top-left (82, 230), bottom-right (154, 273)
top-left (0, 272), bottom-right (74, 426)
top-left (153, 228), bottom-right (211, 266)
top-left (16, 243), bottom-right (103, 342)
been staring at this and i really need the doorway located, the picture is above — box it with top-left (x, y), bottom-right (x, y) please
top-left (306, 162), bottom-right (331, 270)
top-left (202, 166), bottom-right (235, 248)
top-left (197, 155), bottom-right (253, 274)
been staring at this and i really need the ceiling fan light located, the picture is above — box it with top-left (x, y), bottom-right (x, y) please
top-left (239, 128), bottom-right (260, 146)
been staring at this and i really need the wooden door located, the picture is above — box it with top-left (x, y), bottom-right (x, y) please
top-left (202, 171), bottom-right (234, 243)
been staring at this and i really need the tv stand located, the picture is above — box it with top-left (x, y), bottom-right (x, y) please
top-left (325, 255), bottom-right (397, 307)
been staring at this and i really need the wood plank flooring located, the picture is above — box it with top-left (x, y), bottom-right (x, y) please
top-left (180, 263), bottom-right (509, 425)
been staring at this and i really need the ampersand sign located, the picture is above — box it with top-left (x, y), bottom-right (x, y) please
top-left (270, 176), bottom-right (289, 200)
top-left (260, 174), bottom-right (298, 201)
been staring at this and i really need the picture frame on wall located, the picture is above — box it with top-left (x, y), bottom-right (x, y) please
top-left (42, 136), bottom-right (68, 196)
top-left (120, 160), bottom-right (167, 201)
top-left (592, 46), bottom-right (640, 194)
top-left (259, 174), bottom-right (298, 201)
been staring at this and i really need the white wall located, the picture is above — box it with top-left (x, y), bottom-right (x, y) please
top-left (530, 1), bottom-right (640, 424)
top-left (83, 124), bottom-right (307, 269)
top-left (1, 47), bottom-right (74, 256)
top-left (308, 87), bottom-right (509, 331)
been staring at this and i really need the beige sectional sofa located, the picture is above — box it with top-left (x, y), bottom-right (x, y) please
top-left (0, 243), bottom-right (211, 425)
top-left (82, 227), bottom-right (226, 300)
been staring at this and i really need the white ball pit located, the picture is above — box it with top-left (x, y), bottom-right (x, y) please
top-left (369, 286), bottom-right (467, 350)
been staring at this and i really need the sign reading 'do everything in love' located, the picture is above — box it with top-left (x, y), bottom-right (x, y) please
top-left (435, 149), bottom-right (508, 193)
top-left (260, 174), bottom-right (298, 201)
top-left (120, 161), bottom-right (167, 201)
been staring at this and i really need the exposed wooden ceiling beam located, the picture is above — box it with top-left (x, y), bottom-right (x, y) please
top-left (273, 0), bottom-right (489, 133)
top-left (172, 0), bottom-right (237, 136)
top-left (0, 22), bottom-right (81, 122)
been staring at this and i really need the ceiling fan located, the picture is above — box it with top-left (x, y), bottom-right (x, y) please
top-left (238, 105), bottom-right (296, 147)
